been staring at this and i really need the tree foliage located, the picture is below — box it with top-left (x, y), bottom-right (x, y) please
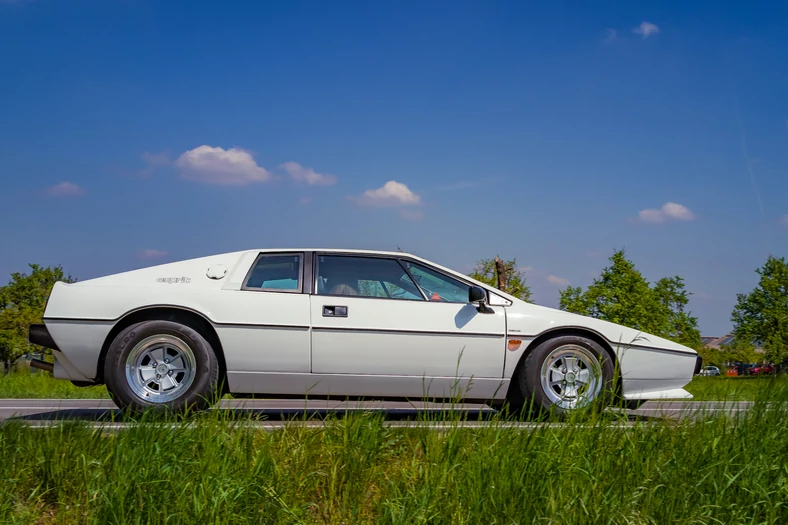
top-left (0, 264), bottom-right (75, 370)
top-left (469, 256), bottom-right (532, 303)
top-left (731, 255), bottom-right (788, 363)
top-left (559, 250), bottom-right (701, 347)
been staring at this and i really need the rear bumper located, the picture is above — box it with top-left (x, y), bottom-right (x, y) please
top-left (29, 324), bottom-right (60, 351)
top-left (694, 354), bottom-right (703, 375)
top-left (28, 324), bottom-right (92, 382)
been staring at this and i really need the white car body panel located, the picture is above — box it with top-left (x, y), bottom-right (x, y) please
top-left (227, 372), bottom-right (508, 400)
top-left (38, 248), bottom-right (699, 403)
top-left (307, 297), bottom-right (506, 398)
top-left (310, 299), bottom-right (505, 377)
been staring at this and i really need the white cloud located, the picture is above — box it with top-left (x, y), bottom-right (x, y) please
top-left (280, 162), bottom-right (337, 186)
top-left (299, 196), bottom-right (313, 206)
top-left (638, 202), bottom-right (696, 224)
top-left (175, 145), bottom-right (271, 185)
top-left (779, 215), bottom-right (788, 226)
top-left (140, 249), bottom-right (168, 259)
top-left (518, 266), bottom-right (534, 274)
top-left (638, 208), bottom-right (668, 223)
top-left (47, 182), bottom-right (85, 197)
top-left (633, 21), bottom-right (660, 38)
top-left (142, 151), bottom-right (170, 166)
top-left (547, 275), bottom-right (571, 287)
top-left (604, 29), bottom-right (618, 42)
top-left (353, 180), bottom-right (421, 207)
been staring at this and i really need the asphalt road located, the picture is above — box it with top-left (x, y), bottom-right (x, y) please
top-left (0, 399), bottom-right (754, 429)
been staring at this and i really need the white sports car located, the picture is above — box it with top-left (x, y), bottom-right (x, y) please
top-left (28, 249), bottom-right (701, 414)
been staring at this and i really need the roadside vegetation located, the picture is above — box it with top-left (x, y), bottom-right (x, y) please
top-left (2, 387), bottom-right (788, 524)
top-left (0, 369), bottom-right (109, 399)
top-left (685, 374), bottom-right (787, 401)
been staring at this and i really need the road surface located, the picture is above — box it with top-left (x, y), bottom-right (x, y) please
top-left (0, 398), bottom-right (754, 429)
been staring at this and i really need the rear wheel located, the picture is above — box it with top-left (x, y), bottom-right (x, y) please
top-left (510, 335), bottom-right (614, 416)
top-left (104, 320), bottom-right (220, 414)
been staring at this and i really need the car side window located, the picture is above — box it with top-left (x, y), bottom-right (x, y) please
top-left (244, 254), bottom-right (302, 291)
top-left (402, 261), bottom-right (470, 303)
top-left (317, 256), bottom-right (425, 301)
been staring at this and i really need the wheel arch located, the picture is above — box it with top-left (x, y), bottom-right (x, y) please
top-left (96, 306), bottom-right (227, 389)
top-left (505, 326), bottom-right (623, 400)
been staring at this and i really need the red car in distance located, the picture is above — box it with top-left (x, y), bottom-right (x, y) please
top-left (748, 363), bottom-right (776, 376)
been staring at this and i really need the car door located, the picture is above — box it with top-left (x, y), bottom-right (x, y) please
top-left (215, 252), bottom-right (312, 393)
top-left (309, 254), bottom-right (507, 399)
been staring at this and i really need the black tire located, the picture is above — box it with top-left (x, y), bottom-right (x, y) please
top-left (104, 320), bottom-right (220, 414)
top-left (514, 335), bottom-right (615, 414)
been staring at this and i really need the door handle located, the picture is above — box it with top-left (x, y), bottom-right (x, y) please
top-left (323, 305), bottom-right (348, 317)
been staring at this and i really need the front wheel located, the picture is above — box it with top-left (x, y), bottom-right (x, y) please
top-left (514, 335), bottom-right (615, 415)
top-left (104, 320), bottom-right (220, 414)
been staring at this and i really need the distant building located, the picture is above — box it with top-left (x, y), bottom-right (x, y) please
top-left (701, 334), bottom-right (764, 353)
top-left (701, 335), bottom-right (735, 348)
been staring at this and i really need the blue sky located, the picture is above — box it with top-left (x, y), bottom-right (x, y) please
top-left (1, 0), bottom-right (786, 335)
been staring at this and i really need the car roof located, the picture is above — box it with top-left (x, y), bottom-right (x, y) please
top-left (252, 248), bottom-right (413, 257)
top-left (241, 248), bottom-right (520, 303)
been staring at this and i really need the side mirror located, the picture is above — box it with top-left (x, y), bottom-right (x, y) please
top-left (469, 286), bottom-right (494, 314)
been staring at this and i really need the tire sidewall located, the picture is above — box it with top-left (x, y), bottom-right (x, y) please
top-left (520, 335), bottom-right (615, 413)
top-left (104, 320), bottom-right (219, 413)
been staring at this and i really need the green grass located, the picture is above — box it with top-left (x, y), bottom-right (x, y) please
top-left (2, 392), bottom-right (788, 524)
top-left (685, 374), bottom-right (787, 401)
top-left (0, 371), bottom-right (109, 399)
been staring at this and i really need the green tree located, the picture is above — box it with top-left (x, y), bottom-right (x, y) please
top-left (652, 276), bottom-right (702, 348)
top-left (0, 264), bottom-right (75, 372)
top-left (731, 255), bottom-right (788, 364)
top-left (720, 338), bottom-right (762, 366)
top-left (469, 256), bottom-right (532, 303)
top-left (559, 250), bottom-right (701, 347)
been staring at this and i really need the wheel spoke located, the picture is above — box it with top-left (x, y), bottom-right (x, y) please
top-left (576, 369), bottom-right (591, 384)
top-left (564, 356), bottom-right (578, 373)
top-left (550, 368), bottom-right (565, 382)
top-left (563, 384), bottom-right (578, 399)
top-left (139, 368), bottom-right (156, 385)
top-left (159, 374), bottom-right (176, 391)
